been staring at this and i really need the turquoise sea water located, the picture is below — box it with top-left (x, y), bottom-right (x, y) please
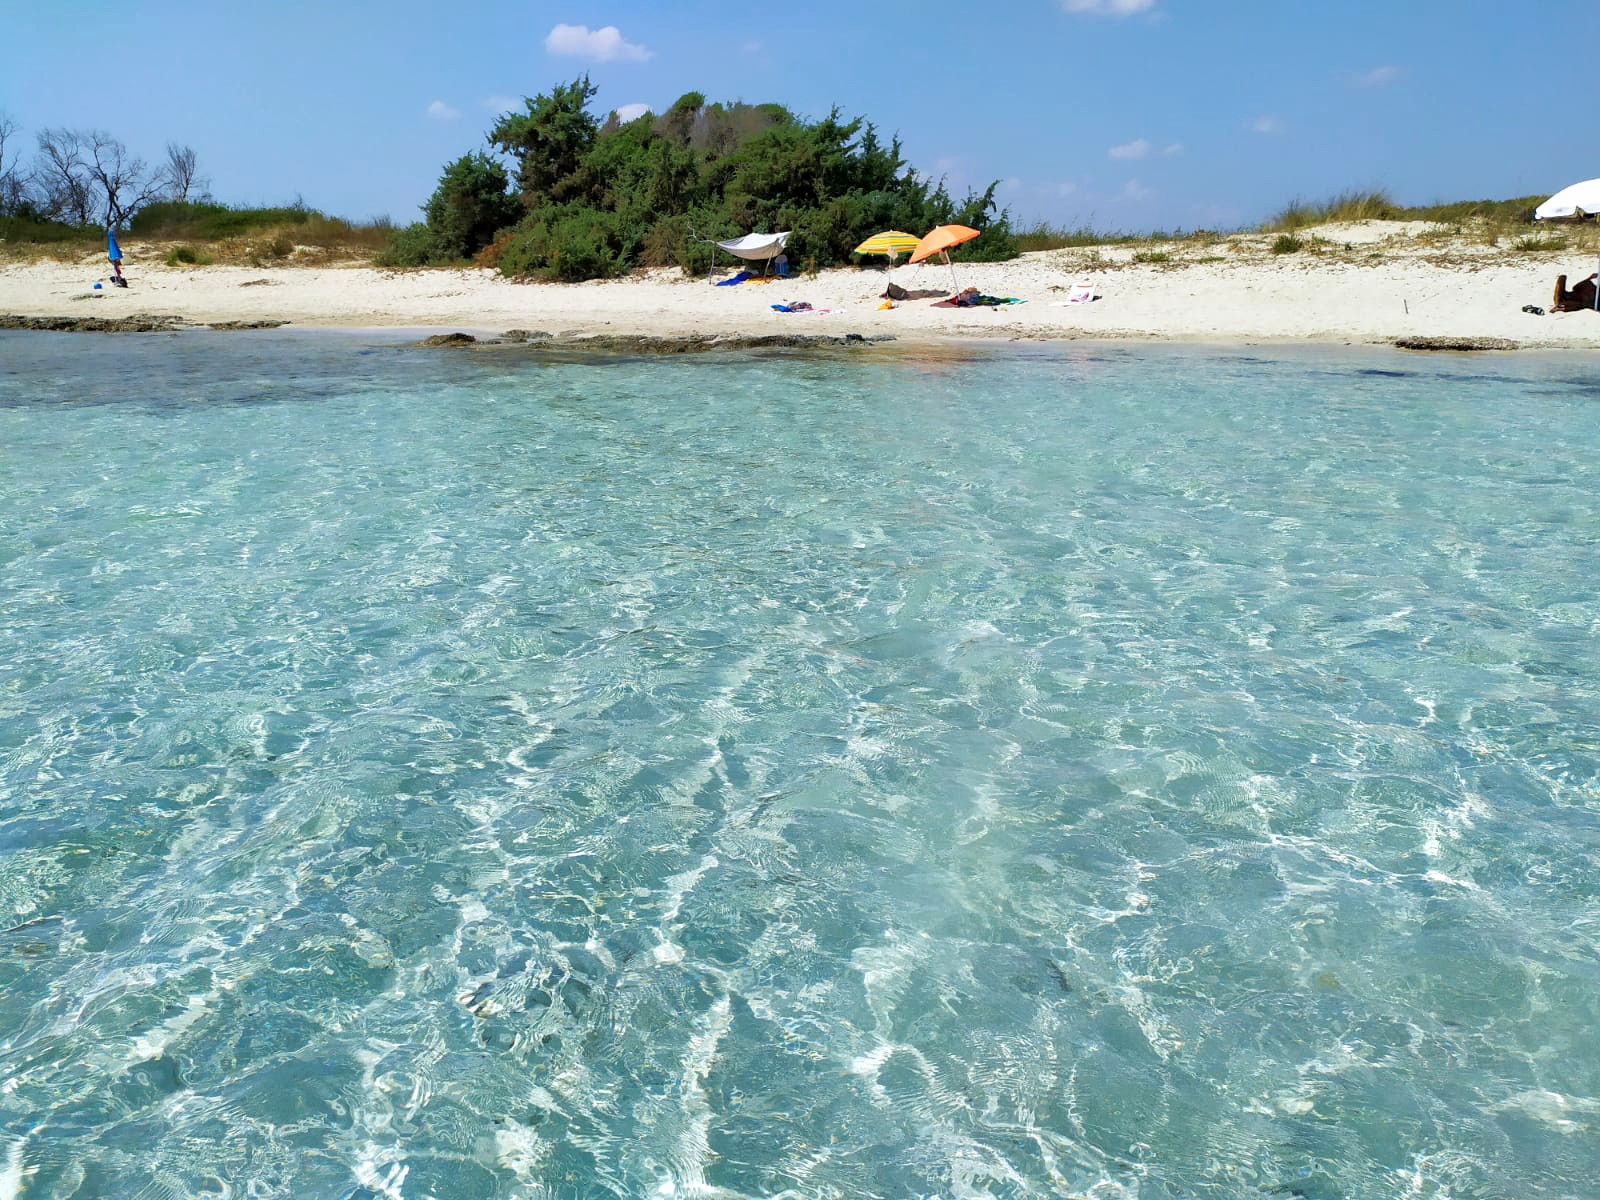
top-left (1, 331), bottom-right (1598, 1200)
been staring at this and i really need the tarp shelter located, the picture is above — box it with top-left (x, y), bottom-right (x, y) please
top-left (715, 232), bottom-right (791, 274)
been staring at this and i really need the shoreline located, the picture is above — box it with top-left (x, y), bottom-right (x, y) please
top-left (13, 322), bottom-right (1600, 371)
top-left (6, 222), bottom-right (1600, 352)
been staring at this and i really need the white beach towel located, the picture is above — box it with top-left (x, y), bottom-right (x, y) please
top-left (1052, 279), bottom-right (1099, 306)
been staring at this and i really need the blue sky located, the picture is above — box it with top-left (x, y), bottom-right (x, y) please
top-left (4, 1), bottom-right (1596, 232)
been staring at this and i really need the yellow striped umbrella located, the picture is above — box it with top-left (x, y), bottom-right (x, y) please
top-left (854, 230), bottom-right (921, 260)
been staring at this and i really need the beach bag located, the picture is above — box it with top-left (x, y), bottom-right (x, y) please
top-left (883, 282), bottom-right (909, 301)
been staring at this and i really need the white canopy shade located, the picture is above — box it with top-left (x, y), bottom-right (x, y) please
top-left (1535, 179), bottom-right (1600, 220)
top-left (715, 232), bottom-right (791, 261)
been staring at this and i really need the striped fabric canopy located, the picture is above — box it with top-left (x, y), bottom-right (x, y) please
top-left (853, 230), bottom-right (921, 257)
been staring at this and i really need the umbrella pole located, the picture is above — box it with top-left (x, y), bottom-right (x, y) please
top-left (945, 251), bottom-right (959, 292)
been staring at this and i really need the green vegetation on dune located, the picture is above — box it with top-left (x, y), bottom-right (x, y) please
top-left (0, 212), bottom-right (103, 245)
top-left (381, 78), bottom-right (1017, 280)
top-left (1261, 189), bottom-right (1546, 232)
top-left (131, 200), bottom-right (393, 251)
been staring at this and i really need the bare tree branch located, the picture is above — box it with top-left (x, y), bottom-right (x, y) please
top-left (34, 128), bottom-right (94, 224)
top-left (161, 142), bottom-right (207, 202)
top-left (0, 111), bottom-right (28, 214)
top-left (84, 130), bottom-right (162, 226)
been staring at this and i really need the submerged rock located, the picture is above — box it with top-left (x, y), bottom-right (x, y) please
top-left (207, 319), bottom-right (290, 330)
top-left (1394, 335), bottom-right (1519, 352)
top-left (455, 331), bottom-right (895, 355)
top-left (418, 332), bottom-right (478, 347)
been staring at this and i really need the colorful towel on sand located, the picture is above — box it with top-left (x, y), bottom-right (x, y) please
top-left (955, 294), bottom-right (1025, 307)
top-left (771, 304), bottom-right (840, 314)
top-left (716, 271), bottom-right (751, 287)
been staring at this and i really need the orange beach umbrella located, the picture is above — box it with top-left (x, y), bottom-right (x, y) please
top-left (909, 224), bottom-right (981, 289)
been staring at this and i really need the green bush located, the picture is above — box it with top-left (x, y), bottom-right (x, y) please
top-left (419, 153), bottom-right (518, 261)
top-left (164, 244), bottom-right (212, 266)
top-left (375, 222), bottom-right (443, 268)
top-left (401, 77), bottom-right (1020, 281)
top-left (494, 206), bottom-right (635, 280)
top-left (1132, 250), bottom-right (1171, 264)
top-left (1271, 234), bottom-right (1304, 254)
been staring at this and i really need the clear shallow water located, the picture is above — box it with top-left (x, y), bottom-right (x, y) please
top-left (1, 331), bottom-right (1598, 1200)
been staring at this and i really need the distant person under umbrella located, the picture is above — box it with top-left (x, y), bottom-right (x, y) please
top-left (107, 226), bottom-right (127, 287)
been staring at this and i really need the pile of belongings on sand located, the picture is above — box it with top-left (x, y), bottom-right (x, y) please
top-left (950, 287), bottom-right (1026, 308)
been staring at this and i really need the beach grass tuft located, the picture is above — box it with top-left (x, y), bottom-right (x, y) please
top-left (1264, 190), bottom-right (1399, 231)
top-left (1512, 234), bottom-right (1568, 253)
top-left (1270, 234), bottom-right (1305, 254)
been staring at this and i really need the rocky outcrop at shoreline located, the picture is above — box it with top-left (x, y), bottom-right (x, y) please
top-left (0, 314), bottom-right (290, 333)
top-left (1393, 335), bottom-right (1520, 352)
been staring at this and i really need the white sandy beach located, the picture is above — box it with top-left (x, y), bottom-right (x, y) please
top-left (5, 220), bottom-right (1599, 349)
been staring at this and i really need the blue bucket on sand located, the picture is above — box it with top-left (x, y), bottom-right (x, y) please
top-left (93, 282), bottom-right (102, 289)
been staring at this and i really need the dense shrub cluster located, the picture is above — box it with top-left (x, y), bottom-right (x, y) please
top-left (381, 78), bottom-right (1017, 279)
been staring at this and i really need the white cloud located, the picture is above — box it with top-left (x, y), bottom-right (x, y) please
top-left (1055, 181), bottom-right (1080, 198)
top-left (1061, 0), bottom-right (1156, 14)
top-left (613, 102), bottom-right (653, 123)
top-left (1163, 142), bottom-right (1184, 157)
top-left (1351, 64), bottom-right (1401, 88)
top-left (1109, 138), bottom-right (1151, 161)
top-left (933, 155), bottom-right (963, 175)
top-left (426, 100), bottom-right (461, 121)
top-left (1246, 116), bottom-right (1282, 134)
top-left (484, 95), bottom-right (521, 113)
top-left (999, 176), bottom-right (1025, 194)
top-left (544, 23), bottom-right (653, 63)
top-left (1122, 179), bottom-right (1155, 202)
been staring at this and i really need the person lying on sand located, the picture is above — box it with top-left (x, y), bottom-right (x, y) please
top-left (1552, 273), bottom-right (1598, 312)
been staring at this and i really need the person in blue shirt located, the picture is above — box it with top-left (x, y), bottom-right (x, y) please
top-left (108, 227), bottom-right (127, 287)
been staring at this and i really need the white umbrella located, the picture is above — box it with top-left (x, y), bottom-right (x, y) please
top-left (1536, 179), bottom-right (1600, 309)
top-left (1535, 179), bottom-right (1600, 220)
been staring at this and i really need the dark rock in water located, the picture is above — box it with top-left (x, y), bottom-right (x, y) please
top-left (1394, 336), bottom-right (1518, 352)
top-left (464, 331), bottom-right (895, 355)
top-left (502, 329), bottom-right (552, 342)
top-left (419, 332), bottom-right (478, 347)
top-left (207, 320), bottom-right (290, 330)
top-left (0, 313), bottom-right (185, 333)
